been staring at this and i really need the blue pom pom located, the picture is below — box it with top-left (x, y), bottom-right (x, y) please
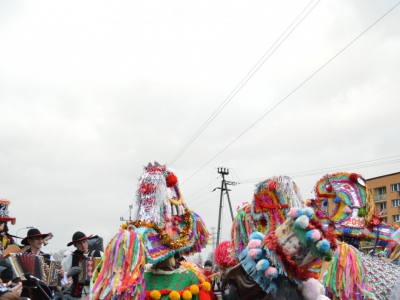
top-left (294, 215), bottom-right (309, 229)
top-left (297, 209), bottom-right (304, 217)
top-left (343, 227), bottom-right (352, 235)
top-left (303, 207), bottom-right (314, 218)
top-left (334, 196), bottom-right (342, 203)
top-left (316, 239), bottom-right (330, 253)
top-left (322, 200), bottom-right (328, 207)
top-left (256, 259), bottom-right (270, 271)
top-left (250, 232), bottom-right (264, 241)
top-left (306, 230), bottom-right (316, 242)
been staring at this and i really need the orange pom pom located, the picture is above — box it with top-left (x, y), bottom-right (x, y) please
top-left (182, 290), bottom-right (192, 300)
top-left (189, 285), bottom-right (199, 295)
top-left (150, 290), bottom-right (162, 300)
top-left (202, 281), bottom-right (211, 292)
top-left (199, 277), bottom-right (205, 283)
top-left (169, 290), bottom-right (181, 300)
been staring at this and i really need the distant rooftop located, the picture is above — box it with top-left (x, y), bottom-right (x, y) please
top-left (366, 171), bottom-right (400, 181)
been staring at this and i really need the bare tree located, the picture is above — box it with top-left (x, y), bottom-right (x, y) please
top-left (206, 251), bottom-right (214, 264)
top-left (196, 253), bottom-right (203, 266)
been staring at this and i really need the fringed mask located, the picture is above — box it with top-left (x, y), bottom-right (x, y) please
top-left (238, 207), bottom-right (337, 297)
top-left (232, 175), bottom-right (304, 256)
top-left (309, 172), bottom-right (394, 244)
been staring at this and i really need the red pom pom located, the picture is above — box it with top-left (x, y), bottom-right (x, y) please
top-left (166, 172), bottom-right (178, 187)
top-left (326, 185), bottom-right (333, 192)
top-left (268, 180), bottom-right (277, 191)
top-left (349, 173), bottom-right (358, 182)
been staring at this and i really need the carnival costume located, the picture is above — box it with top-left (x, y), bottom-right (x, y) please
top-left (226, 176), bottom-right (333, 300)
top-left (0, 199), bottom-right (17, 257)
top-left (231, 176), bottom-right (303, 256)
top-left (309, 172), bottom-right (400, 300)
top-left (90, 162), bottom-right (211, 300)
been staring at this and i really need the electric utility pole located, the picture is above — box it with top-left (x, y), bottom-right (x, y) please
top-left (210, 227), bottom-right (217, 251)
top-left (214, 167), bottom-right (236, 247)
top-left (120, 205), bottom-right (134, 221)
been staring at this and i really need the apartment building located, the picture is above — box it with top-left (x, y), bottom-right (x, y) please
top-left (367, 172), bottom-right (400, 225)
top-left (359, 172), bottom-right (400, 252)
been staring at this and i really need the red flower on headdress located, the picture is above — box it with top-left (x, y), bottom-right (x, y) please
top-left (268, 180), bottom-right (277, 191)
top-left (166, 172), bottom-right (178, 187)
top-left (140, 182), bottom-right (154, 194)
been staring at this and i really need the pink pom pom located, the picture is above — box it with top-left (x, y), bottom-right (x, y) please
top-left (288, 208), bottom-right (299, 218)
top-left (248, 248), bottom-right (260, 259)
top-left (311, 230), bottom-right (322, 241)
top-left (302, 278), bottom-right (325, 300)
top-left (247, 239), bottom-right (262, 249)
top-left (343, 206), bottom-right (352, 213)
top-left (264, 266), bottom-right (277, 279)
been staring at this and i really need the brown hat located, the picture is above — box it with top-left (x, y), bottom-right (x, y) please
top-left (20, 228), bottom-right (50, 245)
top-left (67, 231), bottom-right (93, 247)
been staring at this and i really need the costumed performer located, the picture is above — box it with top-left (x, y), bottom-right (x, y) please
top-left (90, 162), bottom-right (211, 300)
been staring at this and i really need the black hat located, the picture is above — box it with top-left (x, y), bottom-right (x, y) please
top-left (67, 231), bottom-right (93, 247)
top-left (20, 228), bottom-right (50, 246)
top-left (204, 260), bottom-right (213, 267)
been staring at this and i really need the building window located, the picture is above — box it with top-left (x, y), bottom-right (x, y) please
top-left (376, 187), bottom-right (386, 194)
top-left (392, 199), bottom-right (400, 207)
top-left (380, 202), bottom-right (387, 210)
top-left (374, 187), bottom-right (387, 201)
top-left (393, 215), bottom-right (400, 223)
top-left (381, 217), bottom-right (387, 223)
top-left (391, 183), bottom-right (400, 192)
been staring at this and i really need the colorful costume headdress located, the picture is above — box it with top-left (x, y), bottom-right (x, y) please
top-left (239, 206), bottom-right (337, 296)
top-left (231, 176), bottom-right (304, 255)
top-left (309, 172), bottom-right (394, 245)
top-left (91, 162), bottom-right (211, 299)
top-left (214, 240), bottom-right (238, 269)
top-left (0, 200), bottom-right (16, 225)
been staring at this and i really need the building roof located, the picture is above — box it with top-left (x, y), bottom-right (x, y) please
top-left (367, 171), bottom-right (400, 181)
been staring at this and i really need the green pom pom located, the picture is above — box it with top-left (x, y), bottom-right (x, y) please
top-left (358, 207), bottom-right (366, 217)
top-left (324, 250), bottom-right (333, 261)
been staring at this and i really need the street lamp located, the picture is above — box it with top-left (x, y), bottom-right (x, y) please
top-left (16, 226), bottom-right (34, 243)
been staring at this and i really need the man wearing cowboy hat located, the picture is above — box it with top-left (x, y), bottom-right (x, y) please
top-left (61, 231), bottom-right (102, 300)
top-left (20, 228), bottom-right (64, 299)
top-left (20, 228), bottom-right (52, 257)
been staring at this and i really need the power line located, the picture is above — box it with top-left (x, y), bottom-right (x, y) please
top-left (169, 0), bottom-right (320, 166)
top-left (186, 190), bottom-right (213, 204)
top-left (184, 155), bottom-right (400, 207)
top-left (238, 157), bottom-right (400, 184)
top-left (191, 195), bottom-right (219, 208)
top-left (181, 2), bottom-right (400, 185)
top-left (184, 174), bottom-right (220, 200)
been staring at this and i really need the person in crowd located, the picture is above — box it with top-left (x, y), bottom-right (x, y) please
top-left (20, 228), bottom-right (52, 257)
top-left (0, 284), bottom-right (20, 300)
top-left (20, 228), bottom-right (63, 300)
top-left (173, 252), bottom-right (186, 269)
top-left (61, 231), bottom-right (102, 300)
top-left (202, 260), bottom-right (215, 278)
top-left (0, 266), bottom-right (22, 299)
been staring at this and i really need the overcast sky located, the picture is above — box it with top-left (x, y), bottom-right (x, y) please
top-left (1, 0), bottom-right (399, 257)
